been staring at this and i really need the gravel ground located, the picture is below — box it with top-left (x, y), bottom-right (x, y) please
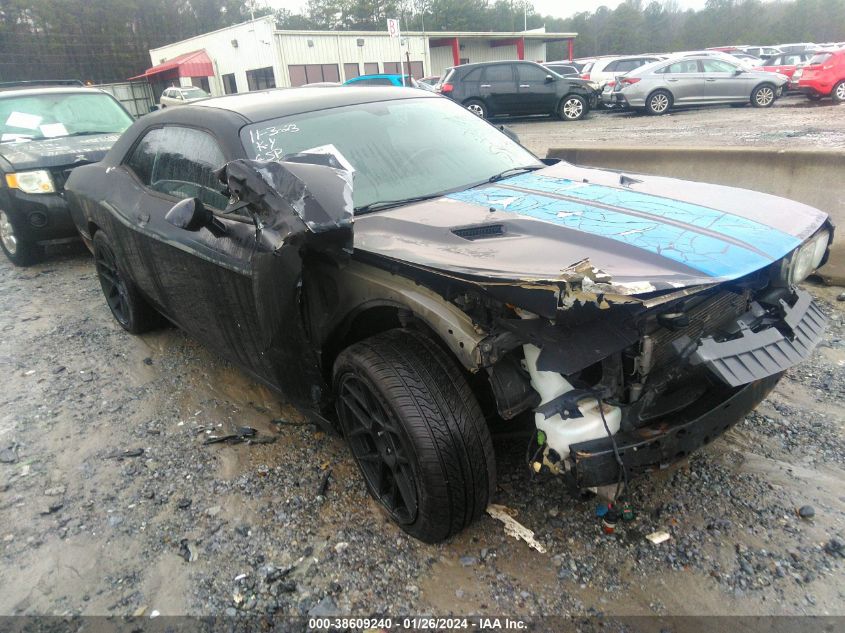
top-left (509, 96), bottom-right (845, 156)
top-left (0, 102), bottom-right (844, 620)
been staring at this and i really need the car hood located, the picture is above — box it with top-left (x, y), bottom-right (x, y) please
top-left (353, 161), bottom-right (828, 294)
top-left (0, 133), bottom-right (121, 171)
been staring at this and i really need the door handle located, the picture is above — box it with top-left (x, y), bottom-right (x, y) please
top-left (480, 84), bottom-right (491, 88)
top-left (705, 78), bottom-right (717, 82)
top-left (667, 78), bottom-right (679, 82)
top-left (519, 84), bottom-right (530, 88)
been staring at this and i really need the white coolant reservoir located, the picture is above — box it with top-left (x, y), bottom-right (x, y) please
top-left (522, 343), bottom-right (621, 461)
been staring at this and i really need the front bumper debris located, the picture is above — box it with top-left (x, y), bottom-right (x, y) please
top-left (569, 373), bottom-right (781, 488)
top-left (687, 289), bottom-right (826, 387)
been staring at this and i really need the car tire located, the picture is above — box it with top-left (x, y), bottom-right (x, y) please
top-left (751, 83), bottom-right (776, 108)
top-left (558, 94), bottom-right (588, 121)
top-left (833, 80), bottom-right (845, 103)
top-left (333, 328), bottom-right (496, 543)
top-left (645, 90), bottom-right (672, 115)
top-left (463, 99), bottom-right (488, 119)
top-left (92, 230), bottom-right (161, 334)
top-left (0, 210), bottom-right (44, 266)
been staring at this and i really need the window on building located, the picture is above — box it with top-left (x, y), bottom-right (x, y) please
top-left (246, 66), bottom-right (276, 91)
top-left (364, 62), bottom-right (379, 74)
top-left (383, 62), bottom-right (400, 74)
top-left (191, 77), bottom-right (210, 92)
top-left (343, 63), bottom-right (360, 80)
top-left (406, 61), bottom-right (424, 79)
top-left (124, 126), bottom-right (228, 210)
top-left (222, 73), bottom-right (237, 94)
top-left (459, 57), bottom-right (470, 65)
top-left (288, 64), bottom-right (340, 86)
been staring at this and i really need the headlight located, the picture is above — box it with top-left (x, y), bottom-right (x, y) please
top-left (780, 229), bottom-right (830, 285)
top-left (5, 170), bottom-right (55, 194)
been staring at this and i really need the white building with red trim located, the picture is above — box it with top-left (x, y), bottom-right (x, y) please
top-left (132, 16), bottom-right (576, 98)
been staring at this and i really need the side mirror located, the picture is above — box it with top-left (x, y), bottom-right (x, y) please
top-left (733, 68), bottom-right (744, 75)
top-left (165, 197), bottom-right (214, 232)
top-left (545, 74), bottom-right (556, 83)
top-left (149, 105), bottom-right (160, 112)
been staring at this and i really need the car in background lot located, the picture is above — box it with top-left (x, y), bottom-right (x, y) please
top-left (776, 42), bottom-right (817, 54)
top-left (793, 49), bottom-right (845, 102)
top-left (438, 60), bottom-right (599, 121)
top-left (583, 55), bottom-right (665, 89)
top-left (542, 62), bottom-right (579, 77)
top-left (343, 74), bottom-right (418, 87)
top-left (755, 51), bottom-right (816, 80)
top-left (64, 86), bottom-right (831, 542)
top-left (0, 82), bottom-right (133, 265)
top-left (612, 55), bottom-right (788, 114)
top-left (159, 86), bottom-right (209, 108)
top-left (738, 45), bottom-right (782, 57)
top-left (417, 76), bottom-right (440, 91)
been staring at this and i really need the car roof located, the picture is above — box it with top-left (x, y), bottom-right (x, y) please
top-left (455, 60), bottom-right (542, 70)
top-left (348, 74), bottom-right (407, 80)
top-left (193, 86), bottom-right (437, 123)
top-left (0, 86), bottom-right (108, 98)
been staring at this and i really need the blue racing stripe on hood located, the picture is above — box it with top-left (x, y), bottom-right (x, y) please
top-left (505, 173), bottom-right (801, 259)
top-left (446, 186), bottom-right (776, 279)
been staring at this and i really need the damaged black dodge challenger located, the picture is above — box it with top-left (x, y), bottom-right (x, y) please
top-left (65, 87), bottom-right (832, 542)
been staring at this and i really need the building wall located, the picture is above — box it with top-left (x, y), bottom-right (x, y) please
top-left (274, 32), bottom-right (428, 87)
top-left (149, 17), bottom-right (280, 97)
top-left (149, 20), bottom-right (558, 95)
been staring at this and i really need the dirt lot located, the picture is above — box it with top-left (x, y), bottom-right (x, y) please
top-left (510, 96), bottom-right (845, 155)
top-left (1, 98), bottom-right (844, 622)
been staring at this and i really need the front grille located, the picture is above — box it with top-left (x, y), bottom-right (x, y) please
top-left (647, 290), bottom-right (750, 371)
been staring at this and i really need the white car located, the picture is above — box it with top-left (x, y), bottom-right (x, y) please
top-left (584, 55), bottom-right (666, 90)
top-left (159, 86), bottom-right (209, 108)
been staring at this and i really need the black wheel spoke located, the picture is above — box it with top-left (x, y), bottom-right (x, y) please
top-left (392, 465), bottom-right (417, 516)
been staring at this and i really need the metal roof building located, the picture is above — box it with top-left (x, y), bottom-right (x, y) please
top-left (137, 16), bottom-right (576, 98)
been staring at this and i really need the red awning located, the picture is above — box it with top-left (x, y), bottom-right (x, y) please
top-left (128, 49), bottom-right (213, 81)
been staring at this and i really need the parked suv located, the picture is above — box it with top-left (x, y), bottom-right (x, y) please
top-left (0, 82), bottom-right (133, 265)
top-left (438, 61), bottom-right (599, 121)
top-left (159, 86), bottom-right (209, 108)
top-left (793, 50), bottom-right (845, 102)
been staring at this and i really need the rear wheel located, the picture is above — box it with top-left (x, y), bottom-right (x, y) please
top-left (833, 80), bottom-right (845, 103)
top-left (463, 99), bottom-right (488, 119)
top-left (0, 210), bottom-right (43, 266)
top-left (92, 231), bottom-right (161, 334)
top-left (751, 84), bottom-right (776, 107)
top-left (333, 329), bottom-right (496, 543)
top-left (646, 90), bottom-right (672, 115)
top-left (558, 94), bottom-right (588, 121)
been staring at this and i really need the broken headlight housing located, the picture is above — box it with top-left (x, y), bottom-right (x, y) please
top-left (777, 228), bottom-right (830, 286)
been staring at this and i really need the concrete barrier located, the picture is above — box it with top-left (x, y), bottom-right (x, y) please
top-left (547, 146), bottom-right (845, 284)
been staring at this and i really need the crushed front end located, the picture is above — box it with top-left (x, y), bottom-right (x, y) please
top-left (466, 263), bottom-right (828, 492)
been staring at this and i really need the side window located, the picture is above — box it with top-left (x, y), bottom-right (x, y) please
top-left (614, 60), bottom-right (640, 73)
top-left (661, 60), bottom-right (701, 74)
top-left (783, 54), bottom-right (801, 65)
top-left (516, 64), bottom-right (549, 82)
top-left (125, 127), bottom-right (228, 209)
top-left (461, 67), bottom-right (483, 81)
top-left (604, 61), bottom-right (619, 72)
top-left (702, 59), bottom-right (737, 73)
top-left (482, 65), bottom-right (514, 83)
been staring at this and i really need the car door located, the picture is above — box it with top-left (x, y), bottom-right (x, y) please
top-left (516, 62), bottom-right (558, 114)
top-left (659, 59), bottom-right (705, 103)
top-left (117, 125), bottom-right (275, 378)
top-left (701, 58), bottom-right (748, 101)
top-left (479, 64), bottom-right (519, 115)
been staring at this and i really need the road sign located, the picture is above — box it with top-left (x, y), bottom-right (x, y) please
top-left (387, 18), bottom-right (400, 38)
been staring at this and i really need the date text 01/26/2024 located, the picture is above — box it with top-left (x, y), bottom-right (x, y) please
top-left (307, 617), bottom-right (528, 630)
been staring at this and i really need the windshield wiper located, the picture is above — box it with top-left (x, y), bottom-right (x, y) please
top-left (487, 165), bottom-right (543, 183)
top-left (59, 131), bottom-right (115, 137)
top-left (354, 192), bottom-right (447, 214)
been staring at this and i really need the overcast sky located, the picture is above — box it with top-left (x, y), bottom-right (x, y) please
top-left (264, 0), bottom-right (712, 21)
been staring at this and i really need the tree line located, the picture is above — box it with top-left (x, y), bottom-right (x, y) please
top-left (1, 0), bottom-right (843, 83)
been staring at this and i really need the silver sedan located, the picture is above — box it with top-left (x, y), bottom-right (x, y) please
top-left (610, 55), bottom-right (789, 114)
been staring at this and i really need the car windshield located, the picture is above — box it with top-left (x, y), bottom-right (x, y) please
top-left (0, 92), bottom-right (132, 143)
top-left (181, 88), bottom-right (208, 99)
top-left (240, 97), bottom-right (540, 211)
